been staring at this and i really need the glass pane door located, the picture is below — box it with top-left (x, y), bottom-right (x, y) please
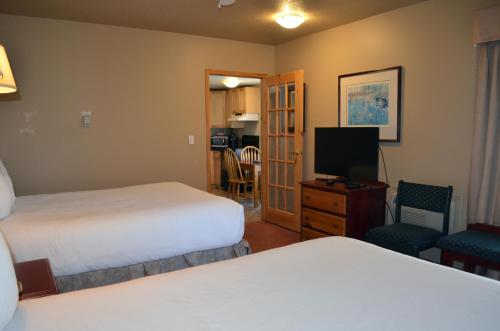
top-left (261, 71), bottom-right (304, 232)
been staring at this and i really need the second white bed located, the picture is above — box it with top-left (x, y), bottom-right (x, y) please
top-left (0, 182), bottom-right (244, 277)
top-left (5, 237), bottom-right (500, 331)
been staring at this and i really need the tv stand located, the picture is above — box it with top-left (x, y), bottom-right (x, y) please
top-left (301, 180), bottom-right (387, 241)
top-left (325, 177), bottom-right (346, 185)
top-left (324, 177), bottom-right (365, 189)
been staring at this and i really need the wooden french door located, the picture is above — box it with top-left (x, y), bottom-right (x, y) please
top-left (261, 70), bottom-right (304, 232)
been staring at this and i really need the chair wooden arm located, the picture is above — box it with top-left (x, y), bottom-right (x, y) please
top-left (467, 223), bottom-right (500, 235)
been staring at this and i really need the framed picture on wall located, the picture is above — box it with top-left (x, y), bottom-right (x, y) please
top-left (338, 66), bottom-right (402, 142)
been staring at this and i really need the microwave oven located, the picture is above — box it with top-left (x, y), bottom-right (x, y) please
top-left (211, 135), bottom-right (229, 147)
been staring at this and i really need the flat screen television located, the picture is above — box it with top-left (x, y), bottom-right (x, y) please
top-left (315, 127), bottom-right (379, 181)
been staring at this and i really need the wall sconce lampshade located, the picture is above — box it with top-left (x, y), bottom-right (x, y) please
top-left (0, 45), bottom-right (17, 94)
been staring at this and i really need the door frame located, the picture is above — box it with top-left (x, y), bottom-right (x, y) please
top-left (204, 69), bottom-right (268, 192)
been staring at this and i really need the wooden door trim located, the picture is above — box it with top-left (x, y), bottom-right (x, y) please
top-left (205, 69), bottom-right (267, 192)
top-left (261, 78), bottom-right (269, 220)
top-left (294, 70), bottom-right (305, 231)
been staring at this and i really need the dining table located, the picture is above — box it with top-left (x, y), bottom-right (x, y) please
top-left (239, 160), bottom-right (261, 208)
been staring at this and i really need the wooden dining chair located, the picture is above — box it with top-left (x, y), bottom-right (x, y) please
top-left (240, 146), bottom-right (261, 164)
top-left (224, 148), bottom-right (250, 202)
top-left (240, 146), bottom-right (261, 207)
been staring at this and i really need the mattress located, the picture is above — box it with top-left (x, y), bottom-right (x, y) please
top-left (0, 182), bottom-right (244, 277)
top-left (5, 237), bottom-right (500, 331)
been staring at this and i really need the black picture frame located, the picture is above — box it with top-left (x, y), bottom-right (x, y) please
top-left (338, 66), bottom-right (402, 142)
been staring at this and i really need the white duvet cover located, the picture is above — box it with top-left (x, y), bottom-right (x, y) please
top-left (0, 182), bottom-right (244, 276)
top-left (5, 237), bottom-right (500, 331)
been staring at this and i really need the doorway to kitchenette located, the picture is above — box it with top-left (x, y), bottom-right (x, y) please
top-left (205, 70), bottom-right (266, 222)
top-left (205, 69), bottom-right (305, 235)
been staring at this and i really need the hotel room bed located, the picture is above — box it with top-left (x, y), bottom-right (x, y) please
top-left (2, 236), bottom-right (499, 331)
top-left (0, 182), bottom-right (247, 292)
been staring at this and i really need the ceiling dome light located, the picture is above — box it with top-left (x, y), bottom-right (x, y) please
top-left (218, 0), bottom-right (236, 8)
top-left (223, 77), bottom-right (240, 88)
top-left (276, 12), bottom-right (305, 29)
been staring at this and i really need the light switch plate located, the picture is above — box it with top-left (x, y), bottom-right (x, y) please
top-left (81, 111), bottom-right (92, 128)
top-left (188, 135), bottom-right (195, 145)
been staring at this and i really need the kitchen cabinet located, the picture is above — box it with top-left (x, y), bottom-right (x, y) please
top-left (210, 91), bottom-right (226, 128)
top-left (225, 86), bottom-right (260, 117)
top-left (225, 89), bottom-right (237, 120)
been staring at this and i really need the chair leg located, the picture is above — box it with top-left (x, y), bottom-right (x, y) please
top-left (441, 249), bottom-right (454, 267)
top-left (230, 183), bottom-right (235, 200)
top-left (257, 181), bottom-right (261, 205)
top-left (236, 184), bottom-right (240, 202)
top-left (252, 182), bottom-right (257, 208)
top-left (227, 183), bottom-right (232, 198)
top-left (464, 263), bottom-right (476, 273)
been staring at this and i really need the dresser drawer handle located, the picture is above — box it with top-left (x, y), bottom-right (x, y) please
top-left (305, 195), bottom-right (311, 200)
top-left (305, 216), bottom-right (310, 220)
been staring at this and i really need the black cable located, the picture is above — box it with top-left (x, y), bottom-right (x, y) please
top-left (379, 146), bottom-right (395, 223)
top-left (379, 145), bottom-right (389, 187)
top-left (386, 200), bottom-right (395, 223)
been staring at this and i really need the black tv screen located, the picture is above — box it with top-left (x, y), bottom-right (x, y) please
top-left (315, 127), bottom-right (379, 181)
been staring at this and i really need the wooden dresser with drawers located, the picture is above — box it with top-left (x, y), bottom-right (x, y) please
top-left (301, 180), bottom-right (388, 241)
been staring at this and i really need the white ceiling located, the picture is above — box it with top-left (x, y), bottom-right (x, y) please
top-left (0, 0), bottom-right (426, 45)
top-left (209, 75), bottom-right (261, 90)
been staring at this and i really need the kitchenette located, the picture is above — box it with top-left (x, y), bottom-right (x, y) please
top-left (209, 76), bottom-right (261, 191)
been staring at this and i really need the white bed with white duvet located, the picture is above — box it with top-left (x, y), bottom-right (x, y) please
top-left (0, 181), bottom-right (244, 277)
top-left (0, 177), bottom-right (246, 288)
top-left (1, 235), bottom-right (499, 331)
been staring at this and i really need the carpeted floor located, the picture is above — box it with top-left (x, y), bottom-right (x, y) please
top-left (212, 187), bottom-right (300, 253)
top-left (244, 221), bottom-right (300, 253)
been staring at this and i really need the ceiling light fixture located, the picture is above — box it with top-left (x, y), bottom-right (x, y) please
top-left (275, 1), bottom-right (305, 29)
top-left (276, 12), bottom-right (305, 29)
top-left (218, 0), bottom-right (236, 9)
top-left (223, 77), bottom-right (240, 88)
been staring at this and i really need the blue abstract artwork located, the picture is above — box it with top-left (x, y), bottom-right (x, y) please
top-left (347, 82), bottom-right (389, 126)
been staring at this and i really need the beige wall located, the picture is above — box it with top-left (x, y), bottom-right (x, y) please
top-left (0, 14), bottom-right (274, 195)
top-left (275, 0), bottom-right (500, 230)
top-left (1, 0), bottom-right (498, 231)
